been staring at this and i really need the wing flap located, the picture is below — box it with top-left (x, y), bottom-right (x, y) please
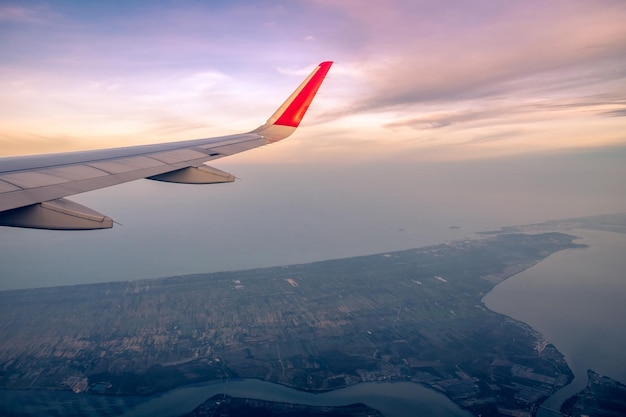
top-left (46, 165), bottom-right (110, 180)
top-left (1, 171), bottom-right (69, 189)
top-left (86, 156), bottom-right (165, 174)
top-left (148, 149), bottom-right (211, 164)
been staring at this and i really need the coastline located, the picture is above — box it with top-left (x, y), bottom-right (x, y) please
top-left (483, 225), bottom-right (626, 416)
top-left (0, 232), bottom-right (582, 417)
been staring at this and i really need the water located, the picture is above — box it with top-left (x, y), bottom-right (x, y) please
top-left (483, 229), bottom-right (626, 415)
top-left (0, 379), bottom-right (472, 417)
top-left (122, 379), bottom-right (472, 417)
top-left (0, 163), bottom-right (478, 291)
top-left (3, 150), bottom-right (625, 291)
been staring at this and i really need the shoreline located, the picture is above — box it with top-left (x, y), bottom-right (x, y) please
top-left (0, 232), bottom-right (582, 416)
top-left (483, 226), bottom-right (626, 416)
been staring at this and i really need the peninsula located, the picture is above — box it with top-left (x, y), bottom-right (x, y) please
top-left (181, 395), bottom-right (382, 417)
top-left (0, 232), bottom-right (582, 416)
top-left (560, 370), bottom-right (626, 417)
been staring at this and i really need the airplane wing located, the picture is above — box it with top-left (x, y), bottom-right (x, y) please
top-left (0, 61), bottom-right (332, 230)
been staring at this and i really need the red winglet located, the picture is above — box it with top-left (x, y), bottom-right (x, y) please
top-left (273, 61), bottom-right (333, 127)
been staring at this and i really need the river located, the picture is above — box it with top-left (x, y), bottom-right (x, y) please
top-left (0, 379), bottom-right (472, 417)
top-left (120, 379), bottom-right (473, 417)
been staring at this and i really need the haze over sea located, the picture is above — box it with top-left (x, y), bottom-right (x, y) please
top-left (2, 147), bottom-right (625, 290)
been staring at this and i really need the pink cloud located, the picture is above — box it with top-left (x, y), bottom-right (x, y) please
top-left (311, 1), bottom-right (626, 111)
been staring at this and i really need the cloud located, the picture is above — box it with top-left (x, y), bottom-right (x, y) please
top-left (459, 130), bottom-right (526, 145)
top-left (602, 108), bottom-right (626, 118)
top-left (385, 108), bottom-right (513, 130)
top-left (384, 92), bottom-right (626, 130)
top-left (315, 1), bottom-right (626, 112)
top-left (0, 1), bottom-right (625, 160)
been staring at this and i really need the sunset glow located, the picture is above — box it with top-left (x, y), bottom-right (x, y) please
top-left (0, 1), bottom-right (625, 161)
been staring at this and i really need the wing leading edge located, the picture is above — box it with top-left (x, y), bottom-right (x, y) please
top-left (0, 61), bottom-right (333, 230)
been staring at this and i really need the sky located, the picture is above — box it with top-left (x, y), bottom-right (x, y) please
top-left (0, 0), bottom-right (625, 161)
top-left (1, 1), bottom-right (626, 289)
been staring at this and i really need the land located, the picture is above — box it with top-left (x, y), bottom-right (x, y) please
top-left (560, 370), bottom-right (626, 417)
top-left (181, 395), bottom-right (382, 417)
top-left (0, 232), bottom-right (582, 416)
top-left (481, 212), bottom-right (626, 236)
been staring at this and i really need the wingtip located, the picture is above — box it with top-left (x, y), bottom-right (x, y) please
top-left (272, 61), bottom-right (333, 128)
top-left (251, 61), bottom-right (333, 141)
top-left (318, 61), bottom-right (334, 73)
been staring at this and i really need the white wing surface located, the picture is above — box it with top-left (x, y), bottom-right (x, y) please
top-left (0, 61), bottom-right (333, 230)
